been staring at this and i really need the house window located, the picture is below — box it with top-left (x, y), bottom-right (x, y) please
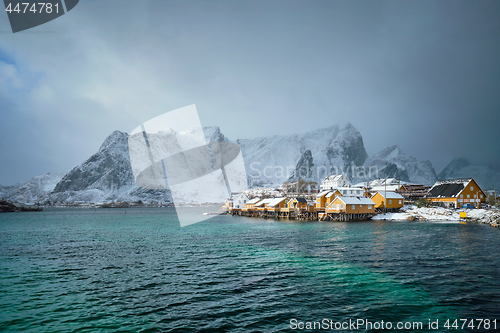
top-left (467, 194), bottom-right (470, 198)
top-left (399, 200), bottom-right (402, 204)
top-left (336, 204), bottom-right (339, 210)
top-left (389, 200), bottom-right (392, 204)
top-left (474, 194), bottom-right (477, 198)
top-left (480, 194), bottom-right (483, 199)
top-left (368, 205), bottom-right (372, 209)
top-left (460, 194), bottom-right (463, 198)
top-left (341, 204), bottom-right (344, 209)
top-left (470, 186), bottom-right (473, 191)
top-left (352, 205), bottom-right (355, 210)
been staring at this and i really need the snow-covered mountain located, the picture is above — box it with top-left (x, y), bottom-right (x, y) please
top-left (49, 126), bottom-right (231, 204)
top-left (438, 158), bottom-right (500, 191)
top-left (49, 130), bottom-right (171, 204)
top-left (0, 184), bottom-right (16, 199)
top-left (2, 123), bottom-right (441, 204)
top-left (239, 123), bottom-right (369, 186)
top-left (239, 123), bottom-right (436, 187)
top-left (7, 172), bottom-right (65, 203)
top-left (363, 145), bottom-right (437, 186)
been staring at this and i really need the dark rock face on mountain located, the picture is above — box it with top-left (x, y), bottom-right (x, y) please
top-left (378, 163), bottom-right (410, 182)
top-left (288, 150), bottom-right (315, 181)
top-left (53, 131), bottom-right (133, 193)
top-left (324, 123), bottom-right (368, 168)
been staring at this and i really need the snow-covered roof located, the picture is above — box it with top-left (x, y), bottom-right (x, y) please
top-left (324, 174), bottom-right (345, 181)
top-left (246, 197), bottom-right (261, 204)
top-left (331, 187), bottom-right (364, 191)
top-left (370, 185), bottom-right (403, 192)
top-left (255, 198), bottom-right (272, 206)
top-left (232, 193), bottom-right (249, 200)
top-left (434, 178), bottom-right (472, 186)
top-left (373, 191), bottom-right (403, 199)
top-left (316, 190), bottom-right (330, 197)
top-left (267, 197), bottom-right (287, 207)
top-left (325, 192), bottom-right (337, 198)
top-left (336, 197), bottom-right (375, 205)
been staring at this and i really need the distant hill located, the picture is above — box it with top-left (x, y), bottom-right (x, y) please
top-left (438, 158), bottom-right (500, 191)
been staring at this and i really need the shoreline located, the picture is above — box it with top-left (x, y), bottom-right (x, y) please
top-left (372, 205), bottom-right (500, 224)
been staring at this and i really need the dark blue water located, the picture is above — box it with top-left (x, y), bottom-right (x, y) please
top-left (0, 208), bottom-right (499, 332)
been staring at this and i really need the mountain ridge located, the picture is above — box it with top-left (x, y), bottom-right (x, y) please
top-left (6, 123), bottom-right (496, 204)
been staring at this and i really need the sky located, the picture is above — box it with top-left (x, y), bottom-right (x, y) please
top-left (0, 0), bottom-right (499, 185)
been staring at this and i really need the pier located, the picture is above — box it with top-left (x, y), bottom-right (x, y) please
top-left (229, 207), bottom-right (375, 222)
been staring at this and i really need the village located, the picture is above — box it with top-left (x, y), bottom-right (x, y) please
top-left (224, 175), bottom-right (500, 226)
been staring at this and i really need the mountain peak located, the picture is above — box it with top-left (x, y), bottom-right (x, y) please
top-left (438, 157), bottom-right (471, 180)
top-left (99, 130), bottom-right (129, 152)
top-left (372, 145), bottom-right (404, 160)
top-left (343, 122), bottom-right (355, 130)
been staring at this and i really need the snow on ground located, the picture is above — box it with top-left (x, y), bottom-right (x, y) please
top-left (373, 205), bottom-right (500, 224)
top-left (242, 187), bottom-right (282, 199)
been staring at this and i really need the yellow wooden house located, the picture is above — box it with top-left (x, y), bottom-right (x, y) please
top-left (325, 190), bottom-right (341, 207)
top-left (371, 191), bottom-right (404, 209)
top-left (243, 197), bottom-right (261, 211)
top-left (287, 197), bottom-right (309, 210)
top-left (426, 178), bottom-right (486, 209)
top-left (266, 198), bottom-right (288, 211)
top-left (316, 191), bottom-right (330, 210)
top-left (325, 196), bottom-right (375, 214)
top-left (255, 198), bottom-right (273, 211)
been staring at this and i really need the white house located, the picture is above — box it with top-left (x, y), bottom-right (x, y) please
top-left (321, 174), bottom-right (350, 190)
top-left (231, 193), bottom-right (249, 209)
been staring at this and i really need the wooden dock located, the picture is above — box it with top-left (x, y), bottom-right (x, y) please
top-left (229, 207), bottom-right (374, 222)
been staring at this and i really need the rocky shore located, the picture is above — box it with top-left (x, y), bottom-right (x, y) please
top-left (373, 205), bottom-right (500, 225)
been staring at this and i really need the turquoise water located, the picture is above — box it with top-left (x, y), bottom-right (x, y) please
top-left (0, 208), bottom-right (499, 332)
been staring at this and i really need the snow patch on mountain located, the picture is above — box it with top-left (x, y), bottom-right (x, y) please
top-left (364, 145), bottom-right (437, 185)
top-left (3, 172), bottom-right (65, 203)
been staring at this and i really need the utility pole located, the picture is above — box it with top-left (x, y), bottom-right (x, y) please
top-left (384, 177), bottom-right (387, 214)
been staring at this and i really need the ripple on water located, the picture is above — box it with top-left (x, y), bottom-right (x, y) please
top-left (0, 210), bottom-right (499, 332)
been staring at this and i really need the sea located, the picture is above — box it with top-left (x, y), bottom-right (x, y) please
top-left (0, 207), bottom-right (499, 332)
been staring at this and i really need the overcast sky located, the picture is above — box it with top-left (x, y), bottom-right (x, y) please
top-left (1, 0), bottom-right (499, 185)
